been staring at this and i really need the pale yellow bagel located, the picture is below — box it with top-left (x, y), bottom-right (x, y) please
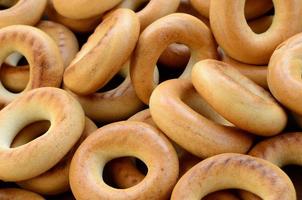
top-left (0, 188), bottom-right (45, 200)
top-left (117, 0), bottom-right (180, 30)
top-left (0, 87), bottom-right (85, 182)
top-left (210, 0), bottom-right (302, 64)
top-left (171, 153), bottom-right (296, 200)
top-left (53, 0), bottom-right (122, 19)
top-left (0, 25), bottom-right (64, 105)
top-left (191, 0), bottom-right (273, 20)
top-left (15, 118), bottom-right (97, 195)
top-left (45, 0), bottom-right (102, 33)
top-left (70, 121), bottom-right (179, 200)
top-left (1, 20), bottom-right (79, 93)
top-left (0, 0), bottom-right (46, 28)
top-left (268, 32), bottom-right (302, 116)
top-left (149, 79), bottom-right (253, 158)
top-left (64, 9), bottom-right (140, 95)
top-left (130, 13), bottom-right (217, 104)
top-left (240, 132), bottom-right (302, 200)
top-left (192, 59), bottom-right (287, 136)
top-left (218, 48), bottom-right (268, 89)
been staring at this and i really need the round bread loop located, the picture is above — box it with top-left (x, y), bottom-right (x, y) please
top-left (65, 61), bottom-right (146, 123)
top-left (0, 87), bottom-right (85, 182)
top-left (53, 0), bottom-right (122, 20)
top-left (45, 0), bottom-right (102, 33)
top-left (0, 0), bottom-right (47, 28)
top-left (0, 20), bottom-right (79, 93)
top-left (268, 32), bottom-right (302, 116)
top-left (130, 13), bottom-right (217, 104)
top-left (210, 0), bottom-right (302, 65)
top-left (149, 79), bottom-right (253, 158)
top-left (117, 0), bottom-right (180, 30)
top-left (192, 59), bottom-right (286, 136)
top-left (70, 121), bottom-right (179, 200)
top-left (218, 48), bottom-right (268, 89)
top-left (171, 153), bottom-right (296, 200)
top-left (64, 9), bottom-right (140, 95)
top-left (191, 0), bottom-right (273, 20)
top-left (15, 118), bottom-right (97, 195)
top-left (0, 188), bottom-right (45, 200)
top-left (0, 25), bottom-right (64, 105)
top-left (239, 132), bottom-right (302, 200)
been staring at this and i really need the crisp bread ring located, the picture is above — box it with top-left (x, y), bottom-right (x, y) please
top-left (52, 0), bottom-right (122, 19)
top-left (268, 32), bottom-right (302, 115)
top-left (0, 0), bottom-right (46, 28)
top-left (171, 153), bottom-right (296, 200)
top-left (210, 0), bottom-right (302, 65)
top-left (117, 0), bottom-right (180, 30)
top-left (192, 59), bottom-right (287, 136)
top-left (240, 132), bottom-right (302, 200)
top-left (70, 121), bottom-right (179, 200)
top-left (218, 48), bottom-right (268, 89)
top-left (65, 62), bottom-right (147, 123)
top-left (191, 0), bottom-right (273, 20)
top-left (130, 13), bottom-right (217, 104)
top-left (64, 9), bottom-right (140, 95)
top-left (0, 87), bottom-right (85, 182)
top-left (1, 20), bottom-right (79, 93)
top-left (0, 188), bottom-right (45, 200)
top-left (15, 118), bottom-right (97, 195)
top-left (45, 0), bottom-right (102, 33)
top-left (149, 79), bottom-right (252, 158)
top-left (0, 25), bottom-right (64, 105)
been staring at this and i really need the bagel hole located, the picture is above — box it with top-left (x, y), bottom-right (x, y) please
top-left (0, 52), bottom-right (30, 93)
top-left (10, 120), bottom-right (51, 148)
top-left (0, 0), bottom-right (18, 9)
top-left (96, 73), bottom-right (125, 93)
top-left (202, 190), bottom-right (240, 200)
top-left (103, 157), bottom-right (148, 189)
top-left (117, 0), bottom-right (149, 12)
top-left (283, 165), bottom-right (302, 200)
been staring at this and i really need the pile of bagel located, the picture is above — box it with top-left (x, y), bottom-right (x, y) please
top-left (0, 0), bottom-right (301, 199)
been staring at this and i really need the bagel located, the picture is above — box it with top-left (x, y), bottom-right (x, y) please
top-left (0, 87), bottom-right (85, 181)
top-left (171, 153), bottom-right (296, 200)
top-left (149, 79), bottom-right (253, 158)
top-left (15, 118), bottom-right (97, 195)
top-left (45, 0), bottom-right (102, 33)
top-left (52, 0), bottom-right (122, 19)
top-left (0, 25), bottom-right (64, 105)
top-left (65, 61), bottom-right (145, 123)
top-left (70, 121), bottom-right (179, 200)
top-left (0, 0), bottom-right (46, 28)
top-left (117, 0), bottom-right (180, 30)
top-left (218, 48), bottom-right (268, 89)
top-left (130, 13), bottom-right (217, 104)
top-left (191, 0), bottom-right (273, 19)
top-left (64, 9), bottom-right (140, 95)
top-left (191, 59), bottom-right (286, 136)
top-left (0, 188), bottom-right (45, 200)
top-left (268, 32), bottom-right (302, 116)
top-left (210, 0), bottom-right (302, 64)
top-left (240, 132), bottom-right (302, 200)
top-left (1, 20), bottom-right (79, 93)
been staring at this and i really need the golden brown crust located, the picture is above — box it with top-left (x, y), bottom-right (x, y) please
top-left (192, 59), bottom-right (286, 136)
top-left (149, 79), bottom-right (253, 158)
top-left (64, 9), bottom-right (140, 95)
top-left (130, 13), bottom-right (217, 104)
top-left (171, 153), bottom-right (296, 200)
top-left (70, 121), bottom-right (179, 200)
top-left (0, 87), bottom-right (85, 182)
top-left (210, 0), bottom-right (302, 64)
